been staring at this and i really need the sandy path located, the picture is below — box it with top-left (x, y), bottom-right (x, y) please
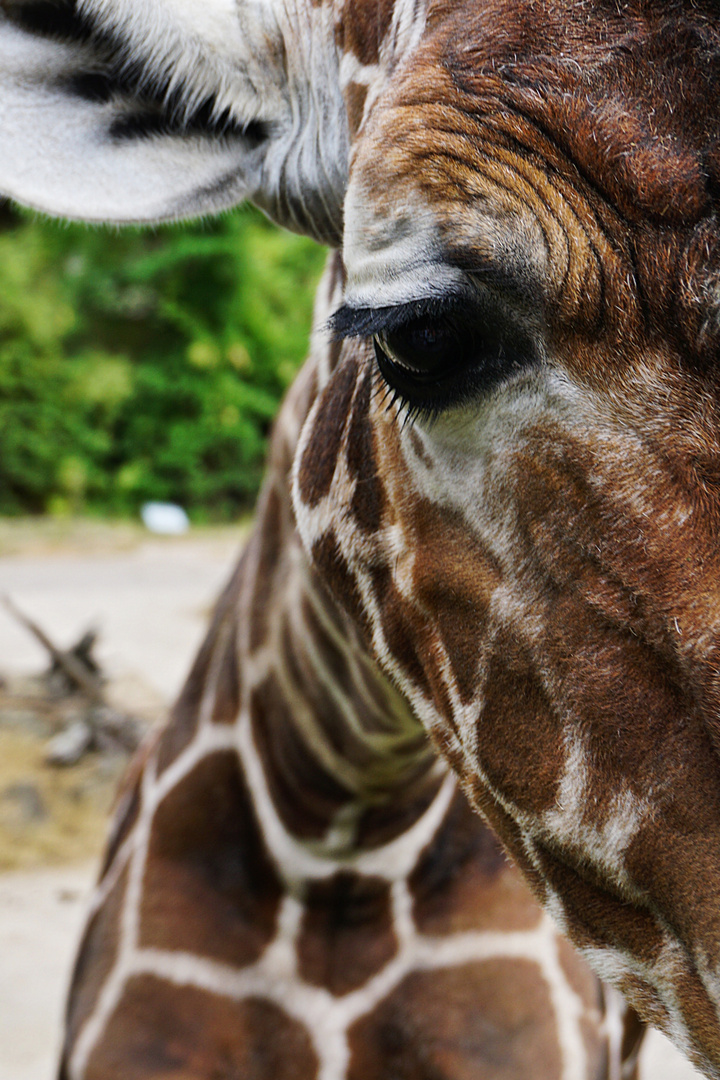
top-left (0, 530), bottom-right (703, 1080)
top-left (0, 864), bottom-right (93, 1080)
top-left (0, 532), bottom-right (245, 702)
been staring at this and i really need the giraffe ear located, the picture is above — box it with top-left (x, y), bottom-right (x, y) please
top-left (0, 0), bottom-right (347, 243)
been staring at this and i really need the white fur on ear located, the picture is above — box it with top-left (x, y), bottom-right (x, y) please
top-left (0, 20), bottom-right (258, 224)
top-left (0, 0), bottom-right (348, 242)
top-left (76, 0), bottom-right (287, 129)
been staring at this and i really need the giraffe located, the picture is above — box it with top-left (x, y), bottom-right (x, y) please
top-left (1, 0), bottom-right (719, 1076)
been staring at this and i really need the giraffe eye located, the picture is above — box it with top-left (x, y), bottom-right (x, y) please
top-left (373, 311), bottom-right (537, 415)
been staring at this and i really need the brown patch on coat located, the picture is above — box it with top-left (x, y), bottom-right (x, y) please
top-left (408, 497), bottom-right (501, 704)
top-left (625, 812), bottom-right (720, 972)
top-left (98, 755), bottom-right (144, 879)
top-left (354, 770), bottom-right (439, 849)
top-left (157, 563), bottom-right (243, 772)
top-left (297, 872), bottom-right (397, 995)
top-left (464, 777), bottom-right (549, 909)
top-left (85, 976), bottom-right (319, 1080)
top-left (474, 626), bottom-right (564, 814)
top-left (208, 616), bottom-right (241, 724)
top-left (249, 484), bottom-right (285, 654)
top-left (346, 371), bottom-right (386, 533)
top-left (140, 751), bottom-right (282, 967)
top-left (296, 359), bottom-right (360, 508)
top-left (532, 840), bottom-right (664, 965)
top-left (369, 562), bottom-right (436, 703)
top-left (407, 428), bottom-right (434, 471)
top-left (250, 677), bottom-right (353, 839)
top-left (312, 530), bottom-right (372, 642)
top-left (338, 0), bottom-right (394, 66)
top-left (665, 965), bottom-right (720, 1069)
top-left (617, 973), bottom-right (672, 1043)
top-left (345, 81), bottom-right (368, 137)
top-left (347, 960), bottom-right (563, 1080)
top-left (409, 789), bottom-right (544, 935)
top-left (155, 671), bottom-right (205, 776)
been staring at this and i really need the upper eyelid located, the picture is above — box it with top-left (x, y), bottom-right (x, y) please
top-left (330, 294), bottom-right (473, 341)
top-left (331, 257), bottom-right (540, 343)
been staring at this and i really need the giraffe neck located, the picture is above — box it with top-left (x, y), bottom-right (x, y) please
top-left (237, 450), bottom-right (443, 860)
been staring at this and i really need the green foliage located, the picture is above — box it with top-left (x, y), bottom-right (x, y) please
top-left (0, 205), bottom-right (326, 519)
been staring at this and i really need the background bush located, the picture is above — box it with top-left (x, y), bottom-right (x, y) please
top-left (0, 203), bottom-right (326, 520)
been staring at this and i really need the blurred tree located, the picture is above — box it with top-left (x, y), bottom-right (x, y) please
top-left (0, 203), bottom-right (326, 520)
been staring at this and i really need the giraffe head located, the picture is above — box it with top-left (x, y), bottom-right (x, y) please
top-left (291, 2), bottom-right (720, 1073)
top-left (3, 0), bottom-right (720, 1073)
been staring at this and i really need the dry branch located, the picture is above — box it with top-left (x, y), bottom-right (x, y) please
top-left (1, 595), bottom-right (104, 703)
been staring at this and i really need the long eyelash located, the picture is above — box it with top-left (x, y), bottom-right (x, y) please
top-left (373, 367), bottom-right (402, 415)
top-left (374, 372), bottom-right (396, 412)
top-left (372, 365), bottom-right (411, 424)
top-left (370, 363), bottom-right (447, 430)
top-left (336, 296), bottom-right (481, 426)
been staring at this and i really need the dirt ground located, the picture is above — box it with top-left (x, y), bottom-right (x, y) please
top-left (0, 521), bottom-right (702, 1080)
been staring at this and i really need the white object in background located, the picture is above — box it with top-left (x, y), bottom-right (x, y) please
top-left (140, 502), bottom-right (190, 536)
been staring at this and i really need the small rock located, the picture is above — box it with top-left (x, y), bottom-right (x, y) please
top-left (91, 706), bottom-right (144, 753)
top-left (45, 719), bottom-right (93, 766)
top-left (0, 781), bottom-right (47, 824)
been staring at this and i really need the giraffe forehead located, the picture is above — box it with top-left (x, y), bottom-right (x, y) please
top-left (342, 95), bottom-right (555, 311)
top-left (342, 2), bottom-right (720, 316)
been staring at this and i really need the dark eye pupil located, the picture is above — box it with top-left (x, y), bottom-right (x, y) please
top-left (409, 323), bottom-right (442, 353)
top-left (377, 323), bottom-right (458, 375)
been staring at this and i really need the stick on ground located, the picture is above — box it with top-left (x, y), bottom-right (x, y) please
top-left (1, 595), bottom-right (104, 703)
